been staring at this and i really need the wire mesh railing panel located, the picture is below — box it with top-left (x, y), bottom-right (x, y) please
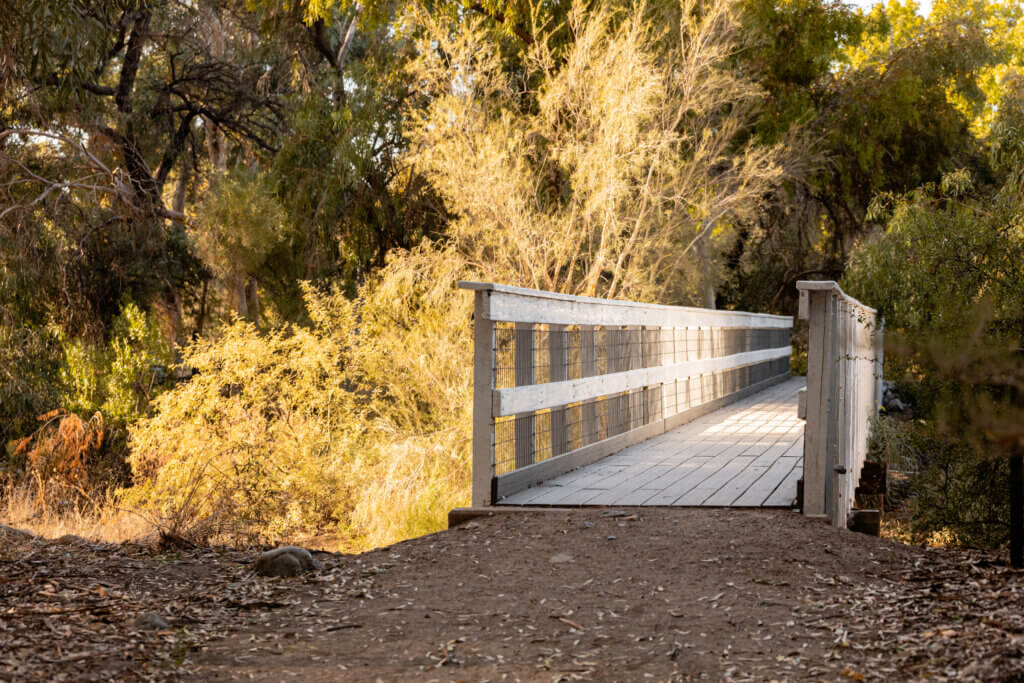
top-left (466, 283), bottom-right (795, 503)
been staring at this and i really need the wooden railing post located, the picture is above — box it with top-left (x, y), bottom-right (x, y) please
top-left (581, 325), bottom-right (598, 446)
top-left (798, 280), bottom-right (882, 527)
top-left (471, 289), bottom-right (495, 506)
top-left (800, 287), bottom-right (832, 518)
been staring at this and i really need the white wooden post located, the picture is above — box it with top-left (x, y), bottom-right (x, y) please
top-left (801, 288), bottom-right (832, 517)
top-left (607, 327), bottom-right (624, 435)
top-left (798, 280), bottom-right (883, 527)
top-left (471, 290), bottom-right (494, 506)
top-left (874, 318), bottom-right (885, 411)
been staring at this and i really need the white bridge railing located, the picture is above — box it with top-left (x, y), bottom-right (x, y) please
top-left (461, 282), bottom-right (794, 506)
top-left (797, 281), bottom-right (884, 528)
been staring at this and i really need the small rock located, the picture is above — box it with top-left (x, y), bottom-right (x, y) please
top-left (134, 612), bottom-right (169, 631)
top-left (607, 535), bottom-right (616, 541)
top-left (582, 521), bottom-right (595, 528)
top-left (52, 534), bottom-right (88, 546)
top-left (550, 552), bottom-right (575, 564)
top-left (254, 546), bottom-right (321, 578)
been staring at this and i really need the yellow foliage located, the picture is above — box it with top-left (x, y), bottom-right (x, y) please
top-left (125, 244), bottom-right (474, 548)
top-left (405, 0), bottom-right (783, 303)
top-left (122, 0), bottom-right (787, 549)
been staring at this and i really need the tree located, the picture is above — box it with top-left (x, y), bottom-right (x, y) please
top-left (0, 0), bottom-right (292, 337)
top-left (406, 0), bottom-right (784, 305)
top-left (721, 0), bottom-right (1000, 313)
top-left (843, 72), bottom-right (1024, 550)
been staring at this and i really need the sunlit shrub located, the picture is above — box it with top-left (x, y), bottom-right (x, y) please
top-left (125, 245), bottom-right (474, 548)
top-left (60, 300), bottom-right (173, 424)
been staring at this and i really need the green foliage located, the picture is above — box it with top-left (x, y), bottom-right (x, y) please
top-left (192, 169), bottom-right (290, 286)
top-left (722, 0), bottom-right (1008, 316)
top-left (0, 326), bottom-right (62, 452)
top-left (738, 0), bottom-right (868, 143)
top-left (844, 171), bottom-right (1024, 339)
top-left (60, 299), bottom-right (174, 424)
top-left (869, 416), bottom-right (1010, 548)
top-left (267, 32), bottom-right (444, 304)
top-left (845, 154), bottom-right (1024, 549)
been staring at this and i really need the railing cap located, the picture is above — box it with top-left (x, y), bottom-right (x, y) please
top-left (796, 280), bottom-right (877, 315)
top-left (458, 281), bottom-right (794, 322)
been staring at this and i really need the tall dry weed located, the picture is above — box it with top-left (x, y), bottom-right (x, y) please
top-left (405, 0), bottom-right (783, 303)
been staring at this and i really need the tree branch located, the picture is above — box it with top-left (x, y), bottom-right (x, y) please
top-left (116, 10), bottom-right (150, 114)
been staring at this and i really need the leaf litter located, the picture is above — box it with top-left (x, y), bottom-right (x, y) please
top-left (2, 509), bottom-right (1022, 681)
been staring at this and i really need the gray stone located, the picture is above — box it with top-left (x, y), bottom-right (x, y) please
top-left (52, 534), bottom-right (88, 546)
top-left (254, 546), bottom-right (321, 578)
top-left (134, 612), bottom-right (169, 630)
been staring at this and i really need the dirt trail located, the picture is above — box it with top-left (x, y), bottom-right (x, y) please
top-left (2, 509), bottom-right (1023, 681)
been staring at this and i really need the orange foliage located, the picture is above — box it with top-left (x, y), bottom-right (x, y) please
top-left (19, 411), bottom-right (105, 510)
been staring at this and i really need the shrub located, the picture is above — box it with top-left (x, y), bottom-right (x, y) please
top-left (0, 326), bottom-right (62, 451)
top-left (125, 245), bottom-right (474, 548)
top-left (868, 414), bottom-right (1010, 548)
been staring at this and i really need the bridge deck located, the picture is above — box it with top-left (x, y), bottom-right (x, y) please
top-left (500, 377), bottom-right (805, 507)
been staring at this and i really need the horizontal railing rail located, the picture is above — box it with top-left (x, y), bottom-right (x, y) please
top-left (462, 282), bottom-right (794, 505)
top-left (797, 280), bottom-right (883, 528)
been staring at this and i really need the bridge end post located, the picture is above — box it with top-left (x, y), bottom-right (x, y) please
top-left (799, 285), bottom-right (833, 519)
top-left (468, 286), bottom-right (496, 507)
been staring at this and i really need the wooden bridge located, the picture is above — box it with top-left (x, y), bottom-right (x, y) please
top-left (458, 281), bottom-right (883, 529)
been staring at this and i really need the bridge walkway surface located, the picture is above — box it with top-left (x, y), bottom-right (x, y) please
top-left (500, 377), bottom-right (805, 507)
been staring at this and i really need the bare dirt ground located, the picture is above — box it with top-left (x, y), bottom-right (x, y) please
top-left (3, 508), bottom-right (1024, 682)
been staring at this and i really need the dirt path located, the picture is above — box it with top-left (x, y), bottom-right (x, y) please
top-left (2, 509), bottom-right (1023, 681)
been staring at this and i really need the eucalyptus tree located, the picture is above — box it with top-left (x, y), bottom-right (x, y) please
top-left (0, 0), bottom-right (294, 337)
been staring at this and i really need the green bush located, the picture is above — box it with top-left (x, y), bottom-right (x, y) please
top-left (0, 326), bottom-right (62, 455)
top-left (868, 415), bottom-right (1010, 548)
top-left (844, 162), bottom-right (1023, 551)
top-left (60, 300), bottom-right (174, 424)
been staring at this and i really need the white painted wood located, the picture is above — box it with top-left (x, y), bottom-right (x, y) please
top-left (493, 346), bottom-right (791, 416)
top-left (797, 281), bottom-right (883, 528)
top-left (471, 290), bottom-right (495, 506)
top-left (465, 281), bottom-right (797, 503)
top-left (458, 281), bottom-right (793, 329)
top-left (800, 290), bottom-right (830, 517)
top-left (580, 325), bottom-right (598, 446)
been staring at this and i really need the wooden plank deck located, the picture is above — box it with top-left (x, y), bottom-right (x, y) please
top-left (499, 377), bottom-right (805, 507)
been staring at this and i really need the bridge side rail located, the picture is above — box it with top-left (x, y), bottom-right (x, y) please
top-left (797, 281), bottom-right (883, 528)
top-left (460, 282), bottom-right (794, 506)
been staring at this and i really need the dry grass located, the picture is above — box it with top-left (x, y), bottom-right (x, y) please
top-left (0, 482), bottom-right (152, 543)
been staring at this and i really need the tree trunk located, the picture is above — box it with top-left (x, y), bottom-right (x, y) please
top-left (204, 8), bottom-right (228, 172)
top-left (696, 230), bottom-right (716, 309)
top-left (1011, 448), bottom-right (1023, 568)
